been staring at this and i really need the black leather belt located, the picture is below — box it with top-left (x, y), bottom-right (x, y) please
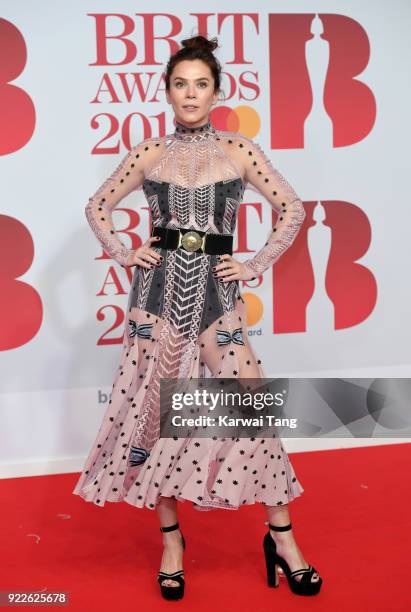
top-left (151, 226), bottom-right (233, 255)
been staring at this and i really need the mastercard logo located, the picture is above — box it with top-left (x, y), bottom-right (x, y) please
top-left (210, 105), bottom-right (260, 138)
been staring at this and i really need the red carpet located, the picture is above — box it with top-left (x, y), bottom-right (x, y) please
top-left (1, 443), bottom-right (410, 611)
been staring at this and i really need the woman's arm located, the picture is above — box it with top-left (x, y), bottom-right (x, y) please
top-left (84, 139), bottom-right (159, 268)
top-left (235, 136), bottom-right (306, 279)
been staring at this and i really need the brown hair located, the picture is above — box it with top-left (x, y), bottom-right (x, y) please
top-left (165, 35), bottom-right (222, 93)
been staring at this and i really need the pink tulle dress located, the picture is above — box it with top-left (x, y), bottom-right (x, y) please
top-left (73, 119), bottom-right (306, 512)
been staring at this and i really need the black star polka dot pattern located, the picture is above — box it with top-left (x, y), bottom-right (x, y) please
top-left (72, 118), bottom-right (305, 511)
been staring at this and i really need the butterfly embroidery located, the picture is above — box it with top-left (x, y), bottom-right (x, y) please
top-left (128, 320), bottom-right (153, 339)
top-left (216, 327), bottom-right (245, 346)
top-left (128, 446), bottom-right (150, 467)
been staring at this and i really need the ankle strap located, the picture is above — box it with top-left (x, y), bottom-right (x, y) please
top-left (268, 522), bottom-right (292, 532)
top-left (160, 522), bottom-right (179, 533)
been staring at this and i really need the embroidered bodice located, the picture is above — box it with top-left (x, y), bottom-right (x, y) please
top-left (85, 118), bottom-right (306, 277)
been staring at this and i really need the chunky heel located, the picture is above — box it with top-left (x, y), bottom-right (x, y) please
top-left (157, 522), bottom-right (186, 600)
top-left (263, 534), bottom-right (279, 587)
top-left (262, 522), bottom-right (323, 596)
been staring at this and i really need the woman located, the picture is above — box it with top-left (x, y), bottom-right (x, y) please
top-left (73, 34), bottom-right (323, 600)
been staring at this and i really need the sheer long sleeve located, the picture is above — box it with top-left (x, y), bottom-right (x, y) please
top-left (235, 136), bottom-right (306, 279)
top-left (84, 139), bottom-right (154, 268)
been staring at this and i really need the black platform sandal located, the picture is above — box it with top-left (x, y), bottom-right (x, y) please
top-left (157, 522), bottom-right (186, 601)
top-left (263, 522), bottom-right (323, 596)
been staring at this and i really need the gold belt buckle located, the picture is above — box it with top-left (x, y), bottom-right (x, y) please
top-left (178, 230), bottom-right (206, 252)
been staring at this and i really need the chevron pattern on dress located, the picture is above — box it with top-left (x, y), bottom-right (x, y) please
top-left (146, 192), bottom-right (161, 224)
top-left (169, 249), bottom-right (208, 337)
top-left (217, 270), bottom-right (238, 325)
top-left (129, 250), bottom-right (183, 450)
top-left (135, 263), bottom-right (155, 311)
top-left (222, 196), bottom-right (239, 234)
top-left (169, 182), bottom-right (190, 226)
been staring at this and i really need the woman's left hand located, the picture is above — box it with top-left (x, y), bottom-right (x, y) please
top-left (212, 254), bottom-right (255, 282)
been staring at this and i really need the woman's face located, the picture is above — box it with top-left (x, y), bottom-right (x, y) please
top-left (166, 59), bottom-right (219, 128)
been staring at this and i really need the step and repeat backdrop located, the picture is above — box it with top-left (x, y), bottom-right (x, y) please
top-left (1, 1), bottom-right (410, 476)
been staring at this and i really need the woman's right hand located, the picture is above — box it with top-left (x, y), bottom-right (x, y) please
top-left (126, 235), bottom-right (163, 269)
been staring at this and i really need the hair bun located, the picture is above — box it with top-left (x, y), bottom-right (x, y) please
top-left (181, 35), bottom-right (219, 53)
